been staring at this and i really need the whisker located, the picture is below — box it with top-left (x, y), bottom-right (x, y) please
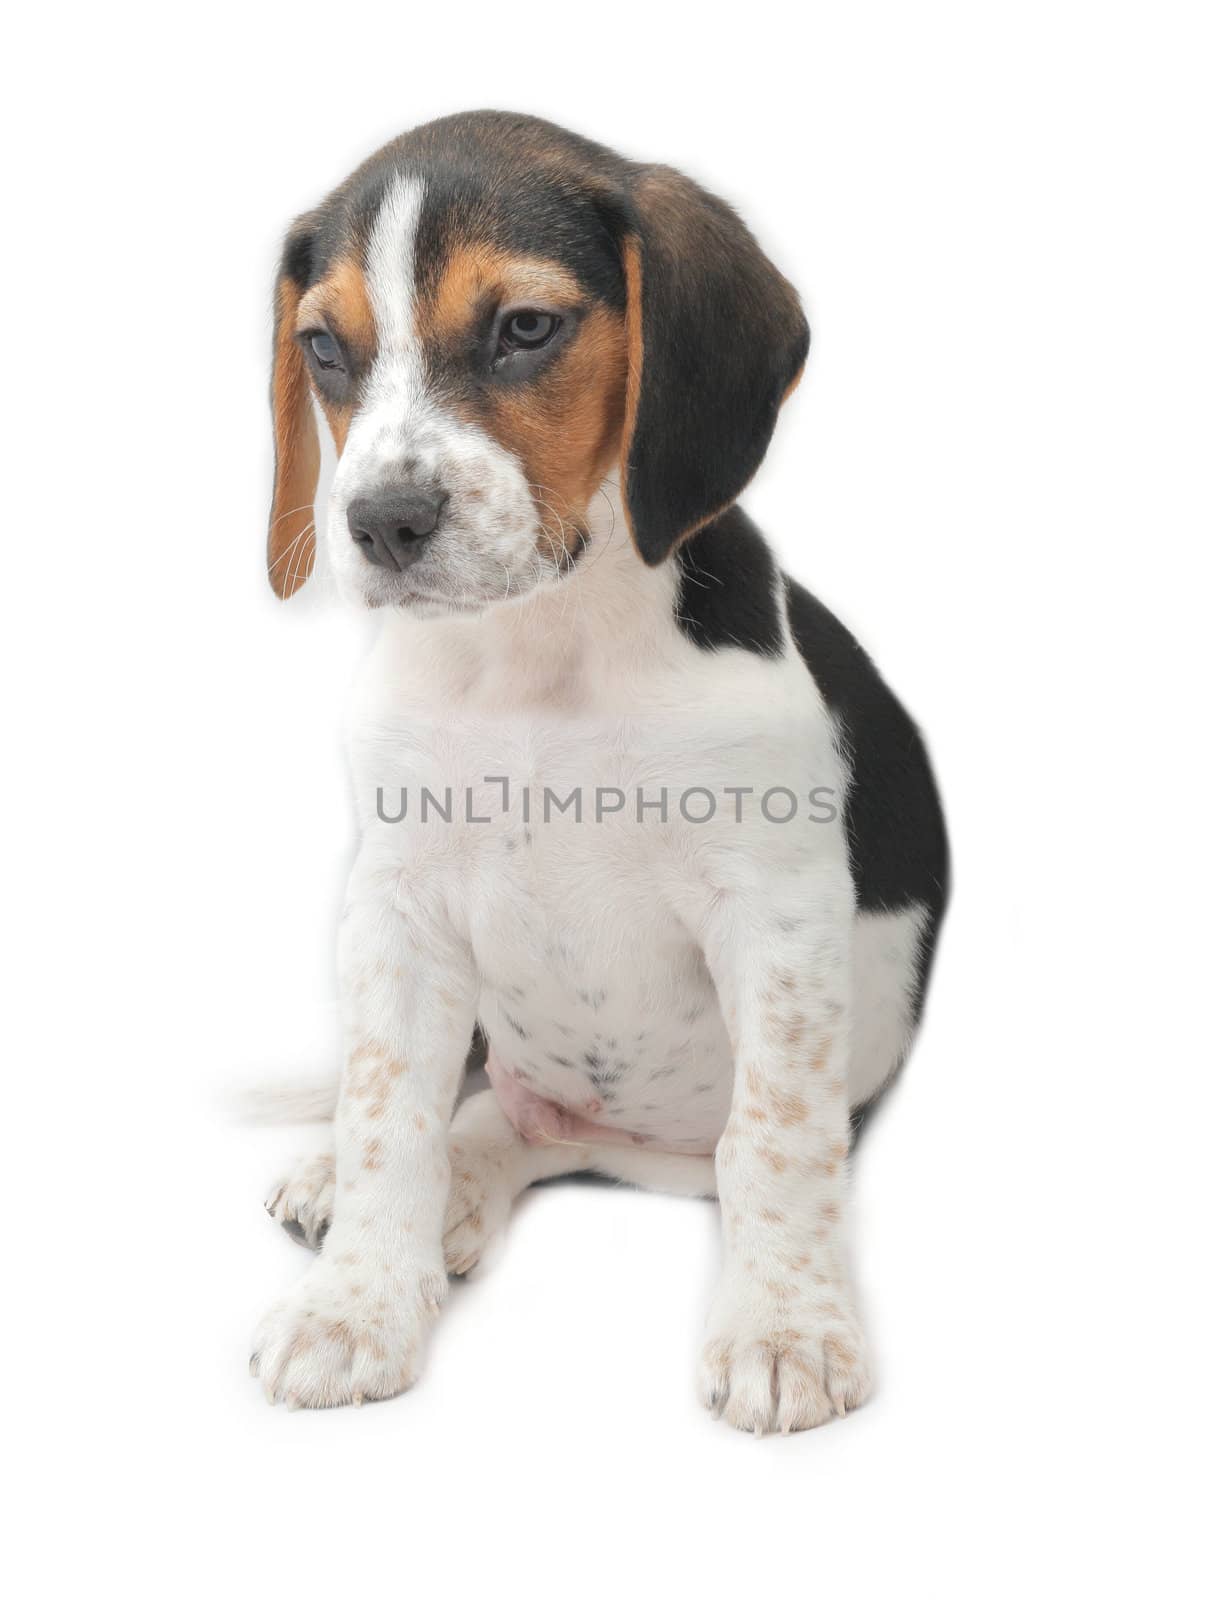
top-left (268, 522), bottom-right (313, 574)
top-left (283, 522), bottom-right (316, 593)
top-left (267, 501), bottom-right (317, 534)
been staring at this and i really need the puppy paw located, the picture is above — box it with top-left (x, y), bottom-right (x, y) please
top-left (250, 1248), bottom-right (446, 1410)
top-left (699, 1284), bottom-right (870, 1435)
top-left (265, 1149), bottom-right (335, 1249)
top-left (442, 1132), bottom-right (517, 1275)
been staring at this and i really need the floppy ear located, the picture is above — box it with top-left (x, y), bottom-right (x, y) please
top-left (267, 219), bottom-right (320, 597)
top-left (618, 166), bottom-right (810, 565)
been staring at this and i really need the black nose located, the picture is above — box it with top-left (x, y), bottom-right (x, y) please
top-left (346, 488), bottom-right (448, 573)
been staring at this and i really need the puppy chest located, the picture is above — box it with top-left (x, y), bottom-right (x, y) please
top-left (468, 858), bottom-right (733, 1149)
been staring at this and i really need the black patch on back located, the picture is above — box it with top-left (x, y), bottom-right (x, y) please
top-left (673, 506), bottom-right (784, 657)
top-left (785, 576), bottom-right (949, 1009)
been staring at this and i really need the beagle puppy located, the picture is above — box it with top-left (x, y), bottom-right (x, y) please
top-left (253, 111), bottom-right (949, 1431)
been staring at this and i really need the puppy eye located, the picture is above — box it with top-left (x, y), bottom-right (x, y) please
top-left (499, 311), bottom-right (560, 354)
top-left (307, 331), bottom-right (343, 370)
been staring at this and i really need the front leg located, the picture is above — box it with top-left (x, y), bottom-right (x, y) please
top-left (251, 849), bottom-right (477, 1409)
top-left (696, 868), bottom-right (871, 1433)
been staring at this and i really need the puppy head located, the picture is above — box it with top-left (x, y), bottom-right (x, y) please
top-left (268, 112), bottom-right (808, 608)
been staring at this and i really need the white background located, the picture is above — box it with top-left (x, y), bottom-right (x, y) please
top-left (6, 3), bottom-right (1202, 1595)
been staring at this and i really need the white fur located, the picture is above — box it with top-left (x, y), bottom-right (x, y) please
top-left (253, 186), bottom-right (924, 1424)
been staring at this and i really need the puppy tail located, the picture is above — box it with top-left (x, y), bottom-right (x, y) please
top-left (232, 1074), bottom-right (340, 1125)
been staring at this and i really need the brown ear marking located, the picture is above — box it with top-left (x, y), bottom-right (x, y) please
top-left (268, 272), bottom-right (319, 598)
top-left (616, 166), bottom-right (810, 567)
top-left (617, 236), bottom-right (645, 545)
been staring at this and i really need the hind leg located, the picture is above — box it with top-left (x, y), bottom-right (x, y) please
top-left (265, 1148), bottom-right (336, 1249)
top-left (847, 905), bottom-right (930, 1110)
top-left (267, 1090), bottom-right (717, 1267)
top-left (442, 1090), bottom-right (583, 1271)
top-left (443, 1090), bottom-right (718, 1271)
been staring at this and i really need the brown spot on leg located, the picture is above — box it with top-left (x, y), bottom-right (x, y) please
top-left (766, 1085), bottom-right (810, 1125)
top-left (808, 1036), bottom-right (834, 1072)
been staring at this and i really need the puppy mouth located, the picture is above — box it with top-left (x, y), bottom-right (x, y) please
top-left (343, 506), bottom-right (590, 614)
top-left (358, 547), bottom-right (565, 614)
top-left (368, 545), bottom-right (585, 613)
top-left (364, 582), bottom-right (488, 615)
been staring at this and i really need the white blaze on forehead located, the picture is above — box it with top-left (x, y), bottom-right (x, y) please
top-left (363, 174), bottom-right (426, 406)
top-left (328, 165), bottom-right (542, 610)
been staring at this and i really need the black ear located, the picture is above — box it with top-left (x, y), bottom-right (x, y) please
top-left (267, 215), bottom-right (321, 598)
top-left (618, 166), bottom-right (809, 565)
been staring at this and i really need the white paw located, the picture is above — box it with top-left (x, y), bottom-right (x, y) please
top-left (265, 1150), bottom-right (334, 1249)
top-left (442, 1132), bottom-right (517, 1275)
top-left (699, 1281), bottom-right (871, 1435)
top-left (250, 1246), bottom-right (446, 1409)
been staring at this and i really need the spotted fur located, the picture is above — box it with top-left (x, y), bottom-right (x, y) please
top-left (252, 113), bottom-right (948, 1430)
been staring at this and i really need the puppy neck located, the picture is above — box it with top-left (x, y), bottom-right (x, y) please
top-left (373, 477), bottom-right (681, 713)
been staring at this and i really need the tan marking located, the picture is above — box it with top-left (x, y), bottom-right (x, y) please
top-left (317, 399), bottom-right (351, 452)
top-left (294, 256), bottom-right (377, 461)
top-left (617, 236), bottom-right (644, 543)
top-left (268, 274), bottom-right (319, 597)
top-left (417, 242), bottom-right (627, 562)
top-left (823, 1336), bottom-right (857, 1373)
top-left (346, 1049), bottom-right (407, 1119)
top-left (766, 1085), bottom-right (810, 1125)
top-left (491, 306), bottom-right (626, 559)
top-left (770, 1011), bottom-right (808, 1050)
top-left (419, 245), bottom-right (582, 341)
top-left (762, 1280), bottom-right (794, 1301)
top-left (616, 210), bottom-right (726, 559)
top-left (757, 1329), bottom-right (803, 1359)
top-left (757, 1143), bottom-right (789, 1173)
top-left (298, 256), bottom-right (376, 355)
